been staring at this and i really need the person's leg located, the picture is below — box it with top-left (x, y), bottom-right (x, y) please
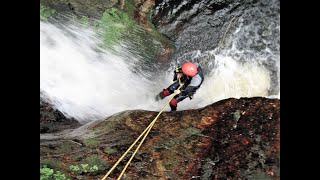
top-left (169, 95), bottom-right (188, 111)
top-left (169, 98), bottom-right (177, 111)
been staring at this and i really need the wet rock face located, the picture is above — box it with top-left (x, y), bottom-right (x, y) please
top-left (40, 0), bottom-right (156, 29)
top-left (134, 0), bottom-right (156, 29)
top-left (152, 0), bottom-right (233, 34)
top-left (40, 100), bottom-right (81, 133)
top-left (40, 0), bottom-right (119, 19)
top-left (40, 97), bottom-right (279, 179)
top-left (151, 0), bottom-right (279, 59)
top-left (201, 97), bottom-right (280, 179)
top-left (152, 0), bottom-right (237, 56)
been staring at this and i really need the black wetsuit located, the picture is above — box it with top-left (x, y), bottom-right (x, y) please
top-left (168, 65), bottom-right (204, 101)
top-left (156, 63), bottom-right (204, 111)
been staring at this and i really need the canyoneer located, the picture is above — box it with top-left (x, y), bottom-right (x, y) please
top-left (155, 61), bottom-right (204, 111)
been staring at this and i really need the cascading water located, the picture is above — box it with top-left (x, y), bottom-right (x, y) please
top-left (40, 0), bottom-right (279, 123)
top-left (40, 21), bottom-right (172, 123)
top-left (164, 0), bottom-right (280, 109)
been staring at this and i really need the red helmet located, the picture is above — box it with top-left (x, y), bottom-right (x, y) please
top-left (181, 62), bottom-right (198, 77)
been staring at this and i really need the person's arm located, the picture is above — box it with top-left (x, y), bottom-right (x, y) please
top-left (173, 67), bottom-right (182, 81)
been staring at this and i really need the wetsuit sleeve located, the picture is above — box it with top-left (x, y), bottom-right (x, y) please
top-left (173, 67), bottom-right (182, 81)
top-left (173, 72), bottom-right (177, 81)
top-left (167, 80), bottom-right (181, 93)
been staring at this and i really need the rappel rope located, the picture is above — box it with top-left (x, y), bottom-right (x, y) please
top-left (102, 80), bottom-right (184, 180)
top-left (101, 16), bottom-right (236, 179)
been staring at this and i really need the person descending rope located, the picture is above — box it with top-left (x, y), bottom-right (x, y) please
top-left (155, 61), bottom-right (204, 111)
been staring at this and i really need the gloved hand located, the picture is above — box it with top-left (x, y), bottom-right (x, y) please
top-left (155, 94), bottom-right (161, 101)
top-left (174, 89), bottom-right (181, 94)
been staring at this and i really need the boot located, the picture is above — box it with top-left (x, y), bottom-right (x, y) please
top-left (169, 98), bottom-right (177, 111)
top-left (155, 89), bottom-right (170, 101)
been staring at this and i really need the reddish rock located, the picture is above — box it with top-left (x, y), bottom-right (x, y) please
top-left (40, 97), bottom-right (280, 179)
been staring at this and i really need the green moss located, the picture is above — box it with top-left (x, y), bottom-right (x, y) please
top-left (122, 0), bottom-right (136, 17)
top-left (84, 154), bottom-right (102, 165)
top-left (40, 159), bottom-right (60, 170)
top-left (184, 127), bottom-right (201, 136)
top-left (39, 1), bottom-right (174, 63)
top-left (79, 16), bottom-right (90, 27)
top-left (40, 4), bottom-right (56, 21)
top-left (104, 147), bottom-right (117, 154)
top-left (94, 114), bottom-right (121, 134)
top-left (95, 7), bottom-right (136, 48)
top-left (178, 148), bottom-right (193, 158)
top-left (94, 5), bottom-right (170, 63)
top-left (249, 171), bottom-right (273, 180)
top-left (69, 152), bottom-right (84, 162)
top-left (80, 154), bottom-right (111, 171)
top-left (54, 142), bottom-right (73, 154)
top-left (163, 150), bottom-right (180, 169)
top-left (83, 138), bottom-right (99, 147)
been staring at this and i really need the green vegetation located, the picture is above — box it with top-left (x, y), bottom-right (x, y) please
top-left (122, 0), bottom-right (136, 17)
top-left (83, 154), bottom-right (106, 169)
top-left (69, 164), bottom-right (99, 174)
top-left (79, 16), bottom-right (90, 28)
top-left (40, 2), bottom-right (173, 63)
top-left (104, 147), bottom-right (117, 154)
top-left (40, 4), bottom-right (56, 20)
top-left (40, 165), bottom-right (69, 180)
top-left (184, 127), bottom-right (202, 136)
top-left (40, 159), bottom-right (60, 170)
top-left (83, 138), bottom-right (99, 147)
top-left (93, 6), bottom-right (167, 62)
top-left (95, 7), bottom-right (135, 47)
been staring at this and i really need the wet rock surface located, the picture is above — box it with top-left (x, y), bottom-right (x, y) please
top-left (40, 0), bottom-right (119, 19)
top-left (40, 100), bottom-right (81, 133)
top-left (151, 0), bottom-right (280, 59)
top-left (40, 97), bottom-right (280, 179)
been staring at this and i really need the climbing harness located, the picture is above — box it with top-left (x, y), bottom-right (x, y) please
top-left (102, 80), bottom-right (184, 180)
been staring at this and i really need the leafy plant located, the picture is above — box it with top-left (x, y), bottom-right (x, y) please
top-left (40, 159), bottom-right (59, 170)
top-left (40, 165), bottom-right (68, 180)
top-left (69, 164), bottom-right (99, 174)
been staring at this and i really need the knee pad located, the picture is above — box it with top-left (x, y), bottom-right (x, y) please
top-left (169, 98), bottom-right (177, 107)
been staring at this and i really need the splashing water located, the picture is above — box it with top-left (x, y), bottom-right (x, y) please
top-left (40, 21), bottom-right (172, 123)
top-left (172, 53), bottom-right (274, 110)
top-left (40, 0), bottom-right (279, 122)
top-left (173, 0), bottom-right (280, 110)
